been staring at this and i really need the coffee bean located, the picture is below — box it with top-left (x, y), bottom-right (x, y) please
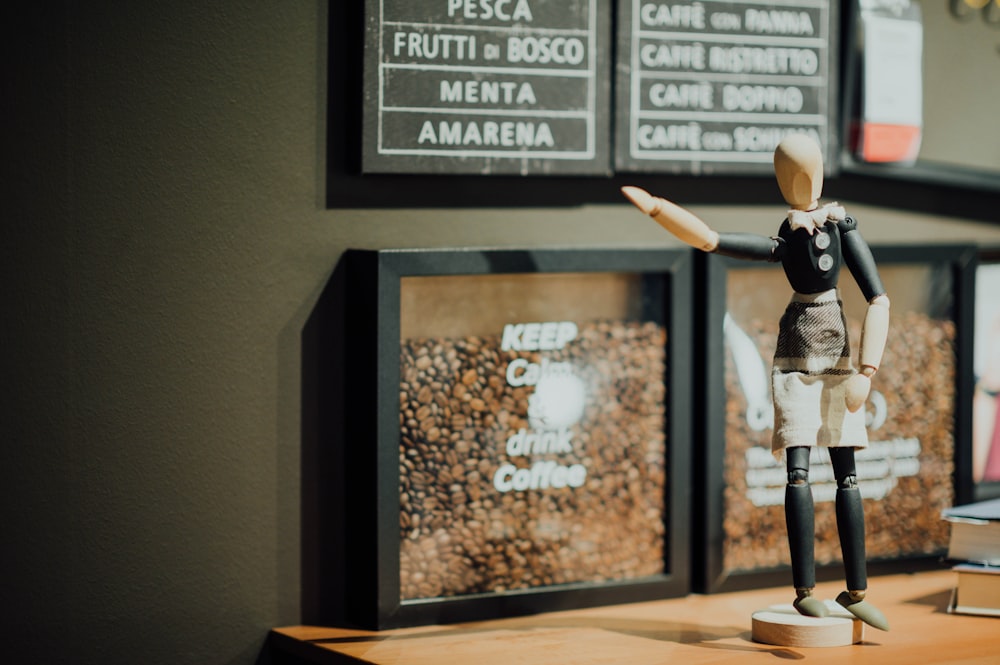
top-left (398, 321), bottom-right (668, 599)
top-left (722, 312), bottom-right (955, 574)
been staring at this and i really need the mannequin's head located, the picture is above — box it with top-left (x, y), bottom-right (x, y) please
top-left (774, 134), bottom-right (824, 211)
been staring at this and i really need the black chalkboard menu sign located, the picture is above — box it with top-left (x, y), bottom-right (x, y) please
top-left (363, 0), bottom-right (612, 175)
top-left (615, 0), bottom-right (838, 174)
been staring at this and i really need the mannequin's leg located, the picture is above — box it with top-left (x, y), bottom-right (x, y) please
top-left (830, 447), bottom-right (866, 591)
top-left (830, 447), bottom-right (889, 631)
top-left (785, 446), bottom-right (826, 617)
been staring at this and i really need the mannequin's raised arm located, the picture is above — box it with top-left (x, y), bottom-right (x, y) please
top-left (622, 186), bottom-right (719, 252)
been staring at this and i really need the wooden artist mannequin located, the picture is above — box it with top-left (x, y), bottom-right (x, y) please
top-left (623, 134), bottom-right (891, 632)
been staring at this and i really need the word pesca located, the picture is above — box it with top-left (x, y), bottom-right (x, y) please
top-left (448, 0), bottom-right (534, 22)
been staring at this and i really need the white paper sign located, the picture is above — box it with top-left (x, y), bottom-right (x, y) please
top-left (857, 2), bottom-right (924, 163)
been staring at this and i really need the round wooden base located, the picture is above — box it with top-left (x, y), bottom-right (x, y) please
top-left (751, 601), bottom-right (863, 648)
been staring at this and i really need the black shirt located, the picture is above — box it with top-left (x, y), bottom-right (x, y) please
top-left (713, 216), bottom-right (885, 302)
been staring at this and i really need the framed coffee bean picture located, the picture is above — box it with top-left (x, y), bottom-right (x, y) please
top-left (334, 247), bottom-right (693, 629)
top-left (696, 245), bottom-right (976, 594)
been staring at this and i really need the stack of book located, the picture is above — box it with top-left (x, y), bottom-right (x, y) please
top-left (942, 497), bottom-right (1000, 617)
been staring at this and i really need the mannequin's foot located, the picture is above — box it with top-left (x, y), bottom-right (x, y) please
top-left (793, 588), bottom-right (828, 618)
top-left (836, 590), bottom-right (889, 631)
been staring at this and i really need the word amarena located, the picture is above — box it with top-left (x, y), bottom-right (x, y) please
top-left (418, 120), bottom-right (554, 147)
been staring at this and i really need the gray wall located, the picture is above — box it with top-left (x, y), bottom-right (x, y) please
top-left (920, 0), bottom-right (1000, 173)
top-left (6, 3), bottom-right (1000, 664)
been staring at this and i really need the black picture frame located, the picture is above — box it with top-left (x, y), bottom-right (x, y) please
top-left (359, 0), bottom-right (614, 177)
top-left (614, 0), bottom-right (841, 176)
top-left (696, 244), bottom-right (976, 594)
top-left (333, 247), bottom-right (693, 629)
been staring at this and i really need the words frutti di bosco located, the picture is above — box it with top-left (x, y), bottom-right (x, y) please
top-left (392, 1), bottom-right (587, 149)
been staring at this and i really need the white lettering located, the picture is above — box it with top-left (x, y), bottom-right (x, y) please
top-left (522, 322), bottom-right (540, 348)
top-left (501, 323), bottom-right (524, 350)
top-left (493, 460), bottom-right (587, 492)
top-left (505, 428), bottom-right (574, 456)
top-left (708, 46), bottom-right (818, 75)
top-left (733, 127), bottom-right (821, 153)
top-left (500, 321), bottom-right (577, 351)
top-left (640, 2), bottom-right (706, 29)
top-left (640, 42), bottom-right (706, 70)
top-left (745, 9), bottom-right (814, 35)
top-left (417, 121), bottom-right (439, 144)
top-left (722, 85), bottom-right (804, 113)
top-left (392, 32), bottom-right (477, 60)
top-left (506, 358), bottom-right (535, 386)
top-left (637, 123), bottom-right (702, 150)
top-left (701, 130), bottom-right (732, 150)
top-left (710, 11), bottom-right (741, 30)
top-left (416, 121), bottom-right (554, 147)
top-left (439, 80), bottom-right (537, 105)
top-left (506, 357), bottom-right (574, 387)
top-left (649, 82), bottom-right (713, 109)
top-left (440, 120), bottom-right (463, 145)
top-left (448, 0), bottom-right (533, 22)
top-left (507, 37), bottom-right (585, 65)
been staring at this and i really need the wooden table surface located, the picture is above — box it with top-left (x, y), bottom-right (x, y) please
top-left (270, 570), bottom-right (999, 664)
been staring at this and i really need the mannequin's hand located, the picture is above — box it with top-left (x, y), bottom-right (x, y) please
top-left (844, 374), bottom-right (871, 413)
